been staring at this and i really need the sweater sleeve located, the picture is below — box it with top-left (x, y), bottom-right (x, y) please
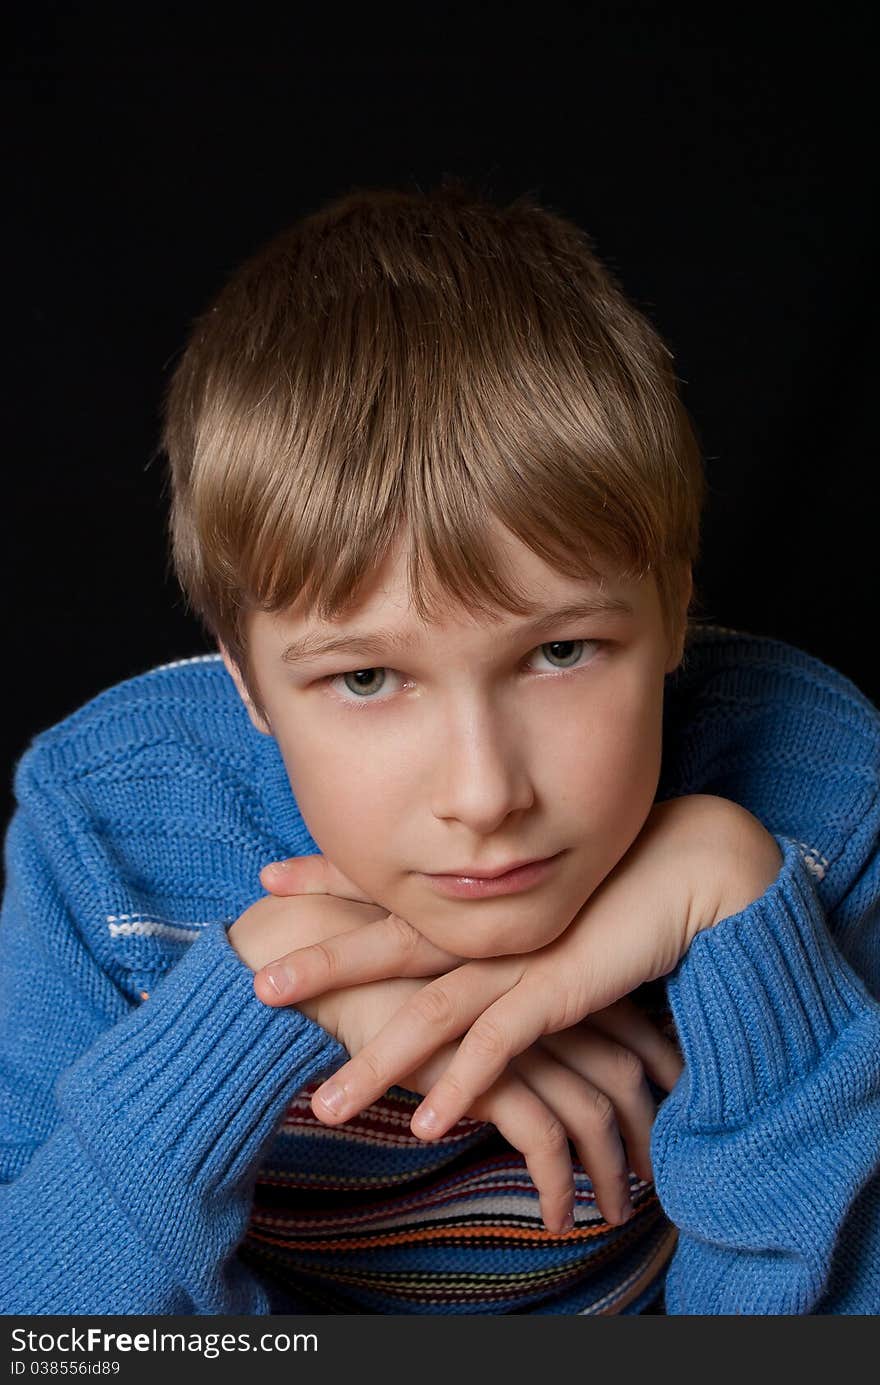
top-left (651, 832), bottom-right (880, 1314)
top-left (0, 768), bottom-right (349, 1315)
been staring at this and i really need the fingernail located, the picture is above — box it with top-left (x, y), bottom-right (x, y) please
top-left (615, 1199), bottom-right (634, 1224)
top-left (317, 1082), bottom-right (347, 1116)
top-left (262, 964), bottom-right (291, 997)
top-left (559, 1210), bottom-right (574, 1233)
top-left (413, 1104), bottom-right (439, 1133)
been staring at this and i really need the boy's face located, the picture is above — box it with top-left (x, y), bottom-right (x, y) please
top-left (221, 521), bottom-right (689, 959)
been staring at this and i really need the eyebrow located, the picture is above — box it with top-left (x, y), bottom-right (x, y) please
top-left (279, 595), bottom-right (635, 666)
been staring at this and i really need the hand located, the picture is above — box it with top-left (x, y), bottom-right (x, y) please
top-left (252, 853), bottom-right (464, 997)
top-left (337, 987), bottom-right (683, 1231)
top-left (260, 794), bottom-right (781, 1140)
top-left (231, 884), bottom-right (681, 1230)
top-left (433, 1003), bottom-right (683, 1229)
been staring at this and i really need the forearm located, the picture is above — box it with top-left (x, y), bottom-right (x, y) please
top-left (652, 832), bottom-right (880, 1313)
top-left (2, 898), bottom-right (347, 1314)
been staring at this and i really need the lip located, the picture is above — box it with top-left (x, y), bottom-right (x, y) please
top-left (431, 855), bottom-right (550, 880)
top-left (423, 852), bottom-right (563, 899)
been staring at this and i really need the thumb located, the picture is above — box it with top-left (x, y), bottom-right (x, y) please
top-left (259, 853), bottom-right (377, 905)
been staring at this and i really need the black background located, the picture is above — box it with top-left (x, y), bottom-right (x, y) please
top-left (3, 6), bottom-right (878, 831)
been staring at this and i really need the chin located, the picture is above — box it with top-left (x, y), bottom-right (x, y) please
top-left (444, 927), bottom-right (560, 960)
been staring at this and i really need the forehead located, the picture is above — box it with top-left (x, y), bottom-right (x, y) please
top-left (258, 528), bottom-right (658, 669)
top-left (293, 519), bottom-right (636, 626)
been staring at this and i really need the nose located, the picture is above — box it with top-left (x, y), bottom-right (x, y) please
top-left (429, 695), bottom-right (534, 833)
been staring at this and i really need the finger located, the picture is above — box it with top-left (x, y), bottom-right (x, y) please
top-left (259, 854), bottom-right (376, 903)
top-left (584, 996), bottom-right (684, 1093)
top-left (537, 1028), bottom-right (658, 1185)
top-left (512, 1046), bottom-right (634, 1226)
top-left (473, 1072), bottom-right (578, 1235)
top-left (253, 914), bottom-right (458, 1004)
top-left (309, 961), bottom-right (520, 1124)
top-left (408, 979), bottom-right (556, 1139)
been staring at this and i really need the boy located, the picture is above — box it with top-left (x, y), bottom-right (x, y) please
top-left (1, 180), bottom-right (878, 1315)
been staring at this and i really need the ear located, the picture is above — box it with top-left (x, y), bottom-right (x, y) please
top-left (664, 563), bottom-right (694, 674)
top-left (218, 643), bottom-right (273, 736)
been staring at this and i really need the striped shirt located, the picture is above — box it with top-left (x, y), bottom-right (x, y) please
top-left (241, 1083), bottom-right (677, 1314)
top-left (239, 985), bottom-right (680, 1313)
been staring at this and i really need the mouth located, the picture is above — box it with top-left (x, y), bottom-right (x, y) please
top-left (422, 851), bottom-right (564, 899)
top-left (428, 855), bottom-right (552, 880)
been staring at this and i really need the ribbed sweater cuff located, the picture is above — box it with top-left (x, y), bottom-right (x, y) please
top-left (55, 919), bottom-right (348, 1274)
top-left (664, 833), bottom-right (875, 1128)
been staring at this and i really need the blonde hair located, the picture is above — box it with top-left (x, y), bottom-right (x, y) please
top-left (161, 177), bottom-right (707, 719)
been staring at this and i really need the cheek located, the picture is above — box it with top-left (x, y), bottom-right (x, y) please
top-left (274, 734), bottom-right (398, 871)
top-left (553, 669), bottom-right (664, 803)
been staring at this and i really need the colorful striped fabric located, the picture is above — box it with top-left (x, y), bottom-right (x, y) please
top-left (239, 994), bottom-right (680, 1314)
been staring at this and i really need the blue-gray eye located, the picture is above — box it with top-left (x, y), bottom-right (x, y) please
top-left (342, 668), bottom-right (386, 697)
top-left (541, 640), bottom-right (584, 668)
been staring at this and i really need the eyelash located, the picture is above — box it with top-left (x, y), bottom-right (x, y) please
top-left (318, 638), bottom-right (610, 710)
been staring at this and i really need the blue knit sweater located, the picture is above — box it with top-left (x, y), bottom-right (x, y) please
top-left (1, 625), bottom-right (879, 1315)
